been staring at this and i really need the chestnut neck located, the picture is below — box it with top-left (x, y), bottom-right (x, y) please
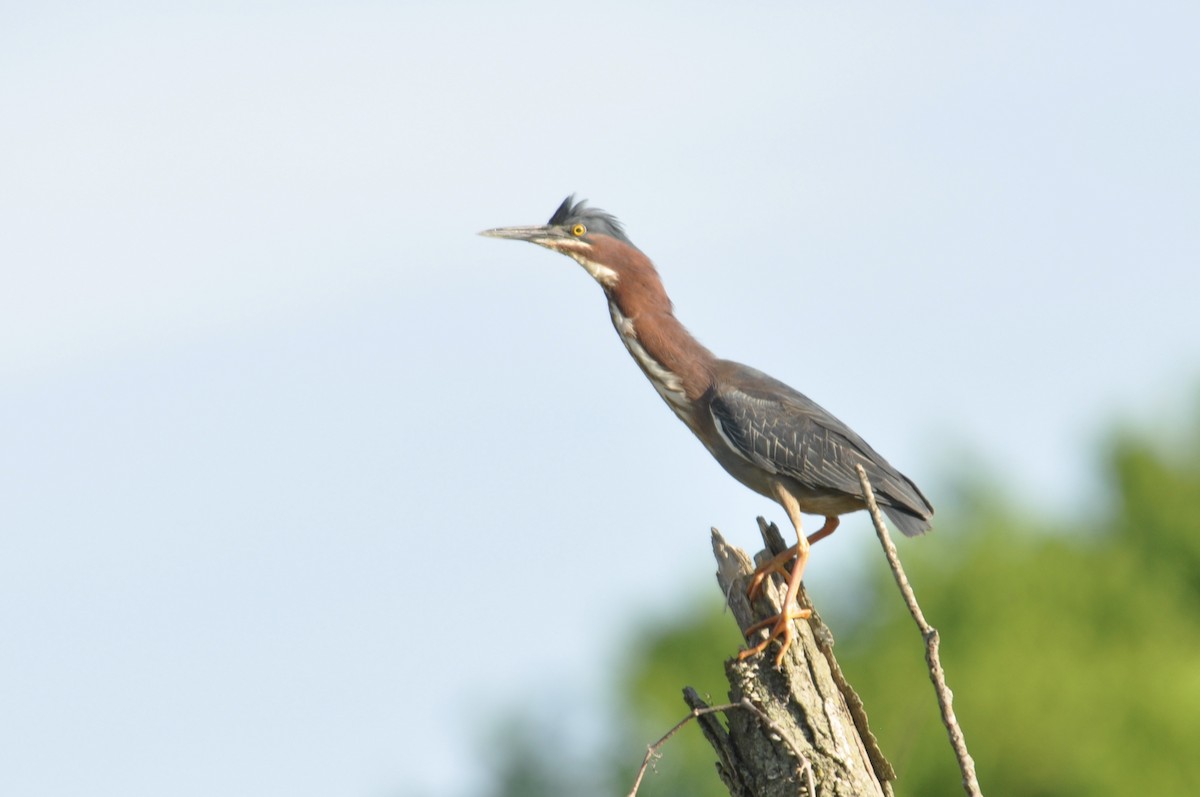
top-left (591, 237), bottom-right (717, 401)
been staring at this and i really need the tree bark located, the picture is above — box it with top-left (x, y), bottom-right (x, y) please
top-left (689, 520), bottom-right (895, 797)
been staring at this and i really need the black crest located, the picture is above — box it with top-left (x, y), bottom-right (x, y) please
top-left (548, 195), bottom-right (634, 246)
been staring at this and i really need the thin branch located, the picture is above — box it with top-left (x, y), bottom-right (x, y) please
top-left (626, 694), bottom-right (814, 797)
top-left (855, 463), bottom-right (984, 797)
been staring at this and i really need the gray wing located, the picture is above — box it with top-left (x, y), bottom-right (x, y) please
top-left (708, 364), bottom-right (933, 536)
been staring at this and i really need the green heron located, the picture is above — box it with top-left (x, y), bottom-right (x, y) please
top-left (481, 196), bottom-right (933, 666)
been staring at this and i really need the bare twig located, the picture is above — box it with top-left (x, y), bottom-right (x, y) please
top-left (627, 694), bottom-right (814, 797)
top-left (854, 463), bottom-right (983, 797)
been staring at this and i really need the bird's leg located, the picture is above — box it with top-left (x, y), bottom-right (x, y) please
top-left (806, 516), bottom-right (839, 546)
top-left (739, 486), bottom-right (820, 667)
top-left (746, 516), bottom-right (839, 601)
top-left (739, 537), bottom-right (810, 667)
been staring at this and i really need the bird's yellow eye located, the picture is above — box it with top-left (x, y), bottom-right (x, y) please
top-left (572, 224), bottom-right (587, 237)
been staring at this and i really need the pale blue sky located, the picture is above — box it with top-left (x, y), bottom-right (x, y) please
top-left (2, 3), bottom-right (1198, 795)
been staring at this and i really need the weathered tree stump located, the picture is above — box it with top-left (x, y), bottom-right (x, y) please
top-left (688, 520), bottom-right (895, 797)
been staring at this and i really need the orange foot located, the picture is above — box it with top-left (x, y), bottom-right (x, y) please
top-left (745, 544), bottom-right (798, 602)
top-left (738, 606), bottom-right (811, 667)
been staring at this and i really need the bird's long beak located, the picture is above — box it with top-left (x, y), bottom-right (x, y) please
top-left (478, 224), bottom-right (563, 243)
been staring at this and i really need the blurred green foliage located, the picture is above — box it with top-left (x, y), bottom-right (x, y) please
top-left (481, 399), bottom-right (1200, 796)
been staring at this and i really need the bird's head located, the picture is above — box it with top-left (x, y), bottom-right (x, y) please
top-left (480, 195), bottom-right (639, 288)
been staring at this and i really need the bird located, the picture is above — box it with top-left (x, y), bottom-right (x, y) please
top-left (480, 195), bottom-right (933, 666)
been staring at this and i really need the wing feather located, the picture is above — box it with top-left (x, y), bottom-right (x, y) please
top-left (708, 364), bottom-right (933, 535)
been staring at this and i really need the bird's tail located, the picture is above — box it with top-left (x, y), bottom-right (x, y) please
top-left (881, 503), bottom-right (934, 538)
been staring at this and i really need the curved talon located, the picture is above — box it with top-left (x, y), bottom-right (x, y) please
top-left (738, 606), bottom-right (812, 667)
top-left (746, 543), bottom-right (798, 601)
top-left (742, 607), bottom-right (807, 637)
